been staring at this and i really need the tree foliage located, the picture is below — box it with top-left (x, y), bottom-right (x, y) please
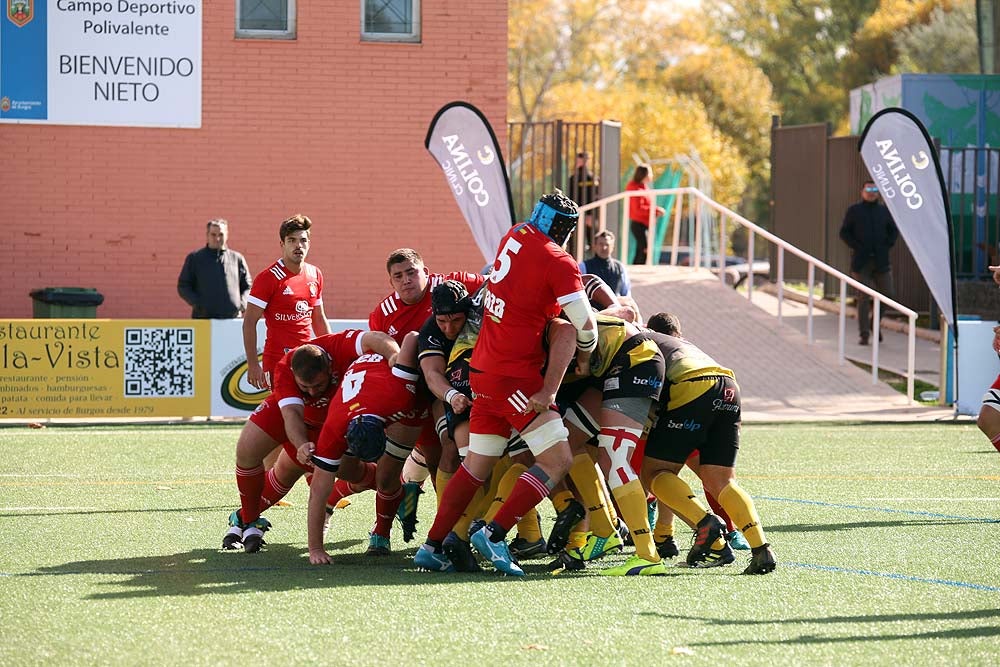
top-left (704, 0), bottom-right (878, 127)
top-left (545, 81), bottom-right (749, 207)
top-left (505, 0), bottom-right (978, 215)
top-left (895, 0), bottom-right (979, 73)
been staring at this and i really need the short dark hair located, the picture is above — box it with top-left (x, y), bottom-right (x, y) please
top-left (206, 218), bottom-right (228, 231)
top-left (386, 248), bottom-right (423, 273)
top-left (595, 229), bottom-right (615, 243)
top-left (577, 151), bottom-right (589, 159)
top-left (647, 312), bottom-right (682, 337)
top-left (290, 344), bottom-right (330, 382)
top-left (279, 214), bottom-right (312, 241)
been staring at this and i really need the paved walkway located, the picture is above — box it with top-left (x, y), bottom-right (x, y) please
top-left (627, 266), bottom-right (960, 423)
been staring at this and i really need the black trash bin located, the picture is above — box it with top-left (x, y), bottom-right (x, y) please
top-left (29, 287), bottom-right (104, 319)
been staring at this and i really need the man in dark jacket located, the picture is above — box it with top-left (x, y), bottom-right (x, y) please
top-left (579, 230), bottom-right (631, 297)
top-left (840, 180), bottom-right (898, 345)
top-left (178, 218), bottom-right (251, 319)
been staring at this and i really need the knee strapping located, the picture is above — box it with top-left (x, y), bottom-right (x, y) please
top-left (468, 432), bottom-right (508, 457)
top-left (598, 427), bottom-right (643, 490)
top-left (523, 418), bottom-right (570, 455)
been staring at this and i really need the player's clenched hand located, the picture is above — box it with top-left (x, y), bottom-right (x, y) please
top-left (297, 442), bottom-right (315, 465)
top-left (527, 390), bottom-right (556, 413)
top-left (450, 393), bottom-right (471, 414)
top-left (309, 548), bottom-right (332, 565)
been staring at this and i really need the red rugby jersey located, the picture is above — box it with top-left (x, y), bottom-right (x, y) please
top-left (471, 224), bottom-right (585, 378)
top-left (368, 271), bottom-right (485, 344)
top-left (248, 259), bottom-right (325, 370)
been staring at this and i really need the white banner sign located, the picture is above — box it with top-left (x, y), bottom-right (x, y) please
top-left (0, 1), bottom-right (202, 127)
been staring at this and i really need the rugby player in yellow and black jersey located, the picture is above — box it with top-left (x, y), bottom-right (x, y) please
top-left (552, 313), bottom-right (668, 576)
top-left (639, 318), bottom-right (777, 575)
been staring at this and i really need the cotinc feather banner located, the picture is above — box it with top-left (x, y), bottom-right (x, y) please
top-left (859, 107), bottom-right (957, 333)
top-left (425, 101), bottom-right (515, 264)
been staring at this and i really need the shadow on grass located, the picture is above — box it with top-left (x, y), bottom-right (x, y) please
top-left (0, 505), bottom-right (233, 519)
top-left (639, 610), bottom-right (1000, 645)
top-left (26, 542), bottom-right (577, 598)
top-left (686, 625), bottom-right (1000, 646)
top-left (766, 517), bottom-right (997, 533)
top-left (642, 608), bottom-right (1000, 626)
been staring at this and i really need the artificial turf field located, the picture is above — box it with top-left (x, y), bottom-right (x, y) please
top-left (1, 422), bottom-right (998, 666)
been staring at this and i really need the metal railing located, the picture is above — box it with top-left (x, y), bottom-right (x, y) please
top-left (577, 186), bottom-right (917, 404)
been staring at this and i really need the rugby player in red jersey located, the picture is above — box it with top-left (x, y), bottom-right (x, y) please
top-left (369, 248), bottom-right (485, 346)
top-left (302, 349), bottom-right (424, 565)
top-left (243, 214), bottom-right (331, 391)
top-left (366, 248), bottom-right (487, 526)
top-left (222, 329), bottom-right (399, 552)
top-left (415, 192), bottom-right (598, 575)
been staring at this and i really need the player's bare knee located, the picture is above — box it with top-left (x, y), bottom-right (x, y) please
top-left (235, 425), bottom-right (278, 467)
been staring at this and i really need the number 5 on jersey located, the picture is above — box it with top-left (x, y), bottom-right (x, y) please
top-left (490, 237), bottom-right (522, 284)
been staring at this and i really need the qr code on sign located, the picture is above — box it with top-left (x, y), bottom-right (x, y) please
top-left (124, 328), bottom-right (195, 397)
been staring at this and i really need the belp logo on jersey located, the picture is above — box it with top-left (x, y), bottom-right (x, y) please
top-left (666, 419), bottom-right (702, 432)
top-left (308, 282), bottom-right (318, 297)
top-left (7, 0), bottom-right (32, 27)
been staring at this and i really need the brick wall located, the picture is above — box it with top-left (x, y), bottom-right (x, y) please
top-left (0, 2), bottom-right (507, 319)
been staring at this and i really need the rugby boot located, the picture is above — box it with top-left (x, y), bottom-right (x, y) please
top-left (546, 498), bottom-right (586, 554)
top-left (222, 509), bottom-right (245, 551)
top-left (655, 535), bottom-right (680, 559)
top-left (471, 525), bottom-right (524, 577)
top-left (578, 531), bottom-right (624, 561)
top-left (443, 532), bottom-right (482, 573)
top-left (686, 513), bottom-right (726, 566)
top-left (509, 536), bottom-right (547, 560)
top-left (600, 555), bottom-right (667, 576)
top-left (366, 533), bottom-right (391, 556)
top-left (727, 529), bottom-right (751, 551)
top-left (689, 541), bottom-right (735, 568)
top-left (742, 543), bottom-right (777, 575)
top-left (547, 548), bottom-right (586, 574)
top-left (414, 544), bottom-right (456, 573)
top-left (241, 516), bottom-right (272, 554)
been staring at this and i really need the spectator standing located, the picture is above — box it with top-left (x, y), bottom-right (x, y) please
top-left (625, 164), bottom-right (665, 265)
top-left (839, 180), bottom-right (899, 345)
top-left (177, 218), bottom-right (250, 319)
top-left (579, 230), bottom-right (631, 297)
top-left (568, 151), bottom-right (599, 248)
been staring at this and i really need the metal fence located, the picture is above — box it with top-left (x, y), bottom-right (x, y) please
top-left (506, 120), bottom-right (620, 222)
top-left (771, 119), bottom-right (1000, 318)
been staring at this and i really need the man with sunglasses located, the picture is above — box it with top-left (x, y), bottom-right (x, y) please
top-left (840, 179), bottom-right (899, 345)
